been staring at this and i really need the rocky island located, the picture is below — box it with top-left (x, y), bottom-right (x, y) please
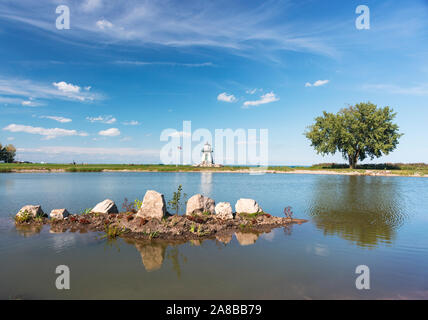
top-left (14, 191), bottom-right (307, 242)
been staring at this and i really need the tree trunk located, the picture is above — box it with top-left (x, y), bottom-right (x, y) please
top-left (348, 154), bottom-right (357, 169)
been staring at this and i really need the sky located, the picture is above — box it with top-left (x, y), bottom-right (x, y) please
top-left (0, 0), bottom-right (427, 165)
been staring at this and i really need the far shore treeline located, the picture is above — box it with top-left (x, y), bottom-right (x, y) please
top-left (0, 142), bottom-right (16, 163)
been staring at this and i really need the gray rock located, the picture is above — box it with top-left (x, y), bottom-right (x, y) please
top-left (235, 198), bottom-right (263, 214)
top-left (215, 202), bottom-right (233, 220)
top-left (91, 199), bottom-right (118, 214)
top-left (185, 194), bottom-right (215, 216)
top-left (16, 205), bottom-right (45, 218)
top-left (50, 208), bottom-right (70, 220)
top-left (136, 190), bottom-right (167, 220)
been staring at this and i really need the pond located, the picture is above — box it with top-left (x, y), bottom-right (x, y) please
top-left (0, 172), bottom-right (427, 299)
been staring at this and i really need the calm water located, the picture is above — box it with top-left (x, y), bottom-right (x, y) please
top-left (0, 172), bottom-right (427, 299)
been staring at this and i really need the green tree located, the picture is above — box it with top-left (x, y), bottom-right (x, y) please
top-left (304, 102), bottom-right (403, 169)
top-left (0, 143), bottom-right (16, 163)
top-left (168, 185), bottom-right (187, 215)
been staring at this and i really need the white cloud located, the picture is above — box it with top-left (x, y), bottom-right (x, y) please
top-left (99, 128), bottom-right (120, 136)
top-left (305, 80), bottom-right (329, 87)
top-left (21, 99), bottom-right (42, 107)
top-left (82, 0), bottom-right (102, 12)
top-left (40, 116), bottom-right (72, 123)
top-left (246, 88), bottom-right (260, 95)
top-left (122, 120), bottom-right (140, 126)
top-left (3, 124), bottom-right (88, 140)
top-left (96, 19), bottom-right (113, 30)
top-left (243, 92), bottom-right (279, 107)
top-left (87, 115), bottom-right (116, 124)
top-left (0, 77), bottom-right (100, 103)
top-left (120, 136), bottom-right (132, 142)
top-left (53, 81), bottom-right (81, 93)
top-left (217, 92), bottom-right (237, 103)
top-left (7, 137), bottom-right (14, 141)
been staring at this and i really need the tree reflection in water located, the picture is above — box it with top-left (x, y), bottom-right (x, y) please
top-left (308, 175), bottom-right (407, 248)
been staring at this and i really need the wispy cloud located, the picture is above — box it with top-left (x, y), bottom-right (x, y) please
top-left (18, 146), bottom-right (159, 157)
top-left (3, 124), bottom-right (88, 140)
top-left (305, 80), bottom-right (329, 87)
top-left (99, 128), bottom-right (120, 136)
top-left (86, 115), bottom-right (116, 124)
top-left (243, 92), bottom-right (279, 108)
top-left (116, 61), bottom-right (213, 67)
top-left (217, 92), bottom-right (237, 103)
top-left (40, 116), bottom-right (72, 123)
top-left (96, 19), bottom-right (113, 30)
top-left (0, 77), bottom-right (101, 104)
top-left (0, 1), bottom-right (339, 57)
top-left (21, 99), bottom-right (43, 107)
top-left (81, 0), bottom-right (103, 12)
top-left (122, 120), bottom-right (140, 126)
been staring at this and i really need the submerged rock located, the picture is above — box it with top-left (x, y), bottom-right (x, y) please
top-left (134, 242), bottom-right (166, 271)
top-left (136, 190), bottom-right (167, 220)
top-left (50, 208), bottom-right (70, 220)
top-left (16, 205), bottom-right (45, 218)
top-left (91, 199), bottom-right (118, 214)
top-left (215, 202), bottom-right (233, 220)
top-left (235, 232), bottom-right (259, 246)
top-left (235, 198), bottom-right (263, 214)
top-left (185, 194), bottom-right (215, 216)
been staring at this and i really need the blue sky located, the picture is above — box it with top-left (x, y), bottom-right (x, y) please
top-left (0, 0), bottom-right (427, 165)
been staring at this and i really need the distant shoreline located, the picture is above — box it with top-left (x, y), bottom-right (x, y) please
top-left (2, 168), bottom-right (427, 177)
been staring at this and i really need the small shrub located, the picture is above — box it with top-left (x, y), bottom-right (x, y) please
top-left (14, 210), bottom-right (32, 223)
top-left (122, 198), bottom-right (137, 213)
top-left (149, 231), bottom-right (159, 239)
top-left (133, 198), bottom-right (143, 211)
top-left (81, 208), bottom-right (92, 215)
top-left (284, 206), bottom-right (293, 219)
top-left (102, 224), bottom-right (125, 239)
top-left (168, 185), bottom-right (187, 215)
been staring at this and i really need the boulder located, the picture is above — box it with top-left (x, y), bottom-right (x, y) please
top-left (91, 199), bottom-right (118, 214)
top-left (185, 194), bottom-right (215, 216)
top-left (215, 202), bottom-right (233, 220)
top-left (235, 198), bottom-right (263, 214)
top-left (50, 208), bottom-right (70, 220)
top-left (136, 190), bottom-right (167, 220)
top-left (16, 205), bottom-right (45, 218)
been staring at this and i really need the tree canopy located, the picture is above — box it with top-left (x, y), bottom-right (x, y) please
top-left (304, 102), bottom-right (403, 168)
top-left (0, 143), bottom-right (16, 163)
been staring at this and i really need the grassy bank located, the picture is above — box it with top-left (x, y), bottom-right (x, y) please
top-left (0, 163), bottom-right (427, 176)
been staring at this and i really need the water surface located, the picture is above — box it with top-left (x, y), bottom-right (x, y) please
top-left (1, 172), bottom-right (427, 299)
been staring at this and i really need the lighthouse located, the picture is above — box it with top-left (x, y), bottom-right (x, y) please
top-left (201, 142), bottom-right (214, 166)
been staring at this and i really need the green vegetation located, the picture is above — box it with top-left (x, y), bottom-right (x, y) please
top-left (13, 210), bottom-right (32, 223)
top-left (239, 211), bottom-right (266, 219)
top-left (101, 224), bottom-right (126, 239)
top-left (80, 208), bottom-right (92, 215)
top-left (0, 162), bottom-right (426, 176)
top-left (0, 143), bottom-right (16, 163)
top-left (305, 102), bottom-right (403, 169)
top-left (168, 184), bottom-right (187, 215)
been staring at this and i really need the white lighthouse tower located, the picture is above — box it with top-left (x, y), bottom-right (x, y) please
top-left (200, 142), bottom-right (214, 166)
